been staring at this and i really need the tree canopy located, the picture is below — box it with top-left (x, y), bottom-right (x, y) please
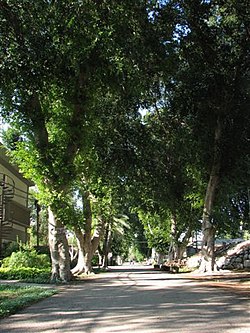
top-left (0, 0), bottom-right (249, 277)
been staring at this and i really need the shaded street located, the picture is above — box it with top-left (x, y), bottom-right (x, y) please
top-left (0, 265), bottom-right (249, 333)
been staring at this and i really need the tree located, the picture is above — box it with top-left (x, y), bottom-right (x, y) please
top-left (99, 214), bottom-right (129, 268)
top-left (1, 1), bottom-right (165, 280)
top-left (122, 0), bottom-right (250, 268)
top-left (215, 188), bottom-right (250, 239)
top-left (71, 190), bottom-right (106, 275)
top-left (161, 0), bottom-right (250, 271)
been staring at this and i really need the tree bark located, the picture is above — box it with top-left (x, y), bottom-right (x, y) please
top-left (48, 207), bottom-right (72, 282)
top-left (72, 225), bottom-right (105, 275)
top-left (71, 191), bottom-right (106, 275)
top-left (168, 214), bottom-right (192, 262)
top-left (71, 226), bottom-right (86, 275)
top-left (82, 190), bottom-right (94, 274)
top-left (200, 117), bottom-right (222, 272)
top-left (169, 215), bottom-right (178, 261)
top-left (101, 222), bottom-right (112, 268)
top-left (72, 225), bottom-right (96, 275)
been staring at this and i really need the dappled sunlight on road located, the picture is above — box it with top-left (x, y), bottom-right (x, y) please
top-left (0, 265), bottom-right (249, 333)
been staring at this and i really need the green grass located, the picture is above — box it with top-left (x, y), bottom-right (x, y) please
top-left (0, 284), bottom-right (57, 319)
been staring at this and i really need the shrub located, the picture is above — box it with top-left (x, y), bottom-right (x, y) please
top-left (91, 255), bottom-right (99, 266)
top-left (2, 242), bottom-right (20, 258)
top-left (0, 267), bottom-right (51, 283)
top-left (1, 248), bottom-right (50, 269)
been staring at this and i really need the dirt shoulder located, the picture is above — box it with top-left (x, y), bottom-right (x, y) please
top-left (185, 270), bottom-right (250, 295)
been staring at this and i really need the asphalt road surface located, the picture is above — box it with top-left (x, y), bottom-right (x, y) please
top-left (0, 265), bottom-right (249, 333)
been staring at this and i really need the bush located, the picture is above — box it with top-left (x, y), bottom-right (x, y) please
top-left (1, 248), bottom-right (50, 269)
top-left (2, 242), bottom-right (20, 258)
top-left (91, 255), bottom-right (99, 266)
top-left (0, 267), bottom-right (51, 283)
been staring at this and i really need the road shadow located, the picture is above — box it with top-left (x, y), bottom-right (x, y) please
top-left (1, 266), bottom-right (249, 333)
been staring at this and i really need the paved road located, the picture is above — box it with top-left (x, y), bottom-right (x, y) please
top-left (0, 265), bottom-right (249, 333)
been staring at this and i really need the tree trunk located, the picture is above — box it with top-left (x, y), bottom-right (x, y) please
top-left (84, 251), bottom-right (94, 274)
top-left (71, 191), bottom-right (106, 275)
top-left (200, 117), bottom-right (222, 272)
top-left (101, 222), bottom-right (112, 268)
top-left (169, 215), bottom-right (178, 261)
top-left (71, 226), bottom-right (96, 275)
top-left (71, 225), bottom-right (105, 275)
top-left (48, 207), bottom-right (72, 282)
top-left (82, 190), bottom-right (94, 274)
top-left (169, 214), bottom-right (189, 261)
top-left (71, 226), bottom-right (85, 275)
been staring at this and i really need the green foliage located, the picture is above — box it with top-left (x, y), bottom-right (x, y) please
top-left (138, 210), bottom-right (171, 253)
top-left (0, 284), bottom-right (57, 319)
top-left (115, 213), bottom-right (149, 258)
top-left (244, 231), bottom-right (250, 240)
top-left (169, 0), bottom-right (250, 186)
top-left (110, 235), bottom-right (130, 259)
top-left (0, 0), bottom-right (249, 265)
top-left (91, 255), bottom-right (99, 267)
top-left (2, 242), bottom-right (20, 258)
top-left (128, 245), bottom-right (144, 263)
top-left (0, 267), bottom-right (51, 283)
top-left (215, 188), bottom-right (250, 238)
top-left (1, 248), bottom-right (50, 270)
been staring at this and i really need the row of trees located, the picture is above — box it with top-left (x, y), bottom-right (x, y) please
top-left (1, 0), bottom-right (249, 280)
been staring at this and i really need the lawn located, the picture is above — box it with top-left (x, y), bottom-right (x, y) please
top-left (0, 284), bottom-right (57, 319)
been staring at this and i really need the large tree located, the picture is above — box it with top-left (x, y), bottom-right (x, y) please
top-left (123, 0), bottom-right (250, 267)
top-left (0, 1), bottom-right (166, 280)
top-left (162, 0), bottom-right (250, 271)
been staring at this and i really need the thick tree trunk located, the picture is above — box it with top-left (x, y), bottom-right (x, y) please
top-left (71, 226), bottom-right (86, 275)
top-left (169, 214), bottom-right (192, 262)
top-left (48, 207), bottom-right (72, 282)
top-left (71, 191), bottom-right (106, 275)
top-left (84, 251), bottom-right (94, 274)
top-left (200, 118), bottom-right (222, 272)
top-left (72, 226), bottom-right (105, 275)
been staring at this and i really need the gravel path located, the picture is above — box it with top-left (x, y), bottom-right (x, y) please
top-left (0, 265), bottom-right (249, 333)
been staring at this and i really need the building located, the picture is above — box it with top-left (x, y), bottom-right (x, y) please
top-left (0, 145), bottom-right (33, 255)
